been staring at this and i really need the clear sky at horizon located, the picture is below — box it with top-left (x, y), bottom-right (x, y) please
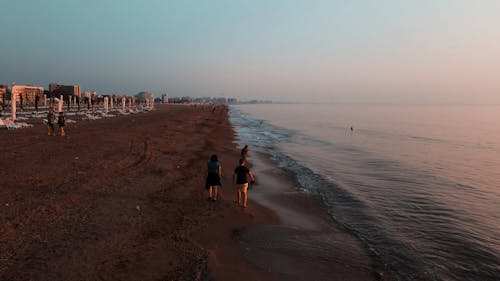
top-left (1, 0), bottom-right (499, 104)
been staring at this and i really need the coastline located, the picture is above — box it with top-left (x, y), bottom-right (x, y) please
top-left (235, 151), bottom-right (385, 281)
top-left (200, 111), bottom-right (386, 280)
top-left (0, 104), bottom-right (384, 280)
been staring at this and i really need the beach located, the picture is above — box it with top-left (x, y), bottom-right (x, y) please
top-left (0, 104), bottom-right (380, 280)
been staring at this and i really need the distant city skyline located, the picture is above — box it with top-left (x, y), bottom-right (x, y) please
top-left (1, 1), bottom-right (500, 104)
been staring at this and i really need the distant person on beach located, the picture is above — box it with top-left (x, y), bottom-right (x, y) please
top-left (233, 158), bottom-right (255, 208)
top-left (58, 112), bottom-right (66, 136)
top-left (47, 108), bottom-right (55, 136)
top-left (241, 145), bottom-right (249, 159)
top-left (206, 154), bottom-right (222, 201)
top-left (350, 126), bottom-right (354, 132)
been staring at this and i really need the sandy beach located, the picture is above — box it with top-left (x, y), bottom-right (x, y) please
top-left (0, 104), bottom-right (382, 280)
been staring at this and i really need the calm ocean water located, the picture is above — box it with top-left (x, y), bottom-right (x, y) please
top-left (230, 104), bottom-right (500, 281)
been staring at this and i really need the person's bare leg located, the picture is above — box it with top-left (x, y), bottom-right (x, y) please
top-left (213, 187), bottom-right (218, 201)
top-left (208, 186), bottom-right (213, 199)
top-left (243, 192), bottom-right (248, 208)
top-left (237, 191), bottom-right (242, 205)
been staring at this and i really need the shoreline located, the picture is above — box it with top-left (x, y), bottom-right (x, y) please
top-left (238, 151), bottom-right (385, 281)
top-left (200, 111), bottom-right (386, 280)
top-left (0, 104), bottom-right (385, 280)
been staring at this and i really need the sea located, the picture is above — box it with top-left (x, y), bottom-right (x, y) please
top-left (230, 103), bottom-right (500, 281)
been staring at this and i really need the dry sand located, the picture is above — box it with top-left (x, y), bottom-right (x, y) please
top-left (0, 104), bottom-right (383, 281)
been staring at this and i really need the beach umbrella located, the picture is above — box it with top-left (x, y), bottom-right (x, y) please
top-left (11, 91), bottom-right (16, 121)
top-left (58, 95), bottom-right (63, 113)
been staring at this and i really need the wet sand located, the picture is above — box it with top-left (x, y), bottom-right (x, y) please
top-left (237, 152), bottom-right (386, 281)
top-left (0, 104), bottom-right (382, 280)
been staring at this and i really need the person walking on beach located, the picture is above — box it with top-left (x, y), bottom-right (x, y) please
top-left (241, 145), bottom-right (249, 159)
top-left (233, 158), bottom-right (255, 208)
top-left (47, 108), bottom-right (55, 136)
top-left (206, 154), bottom-right (222, 201)
top-left (58, 112), bottom-right (66, 136)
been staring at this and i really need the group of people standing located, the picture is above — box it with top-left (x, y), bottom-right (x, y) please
top-left (205, 145), bottom-right (255, 208)
top-left (46, 107), bottom-right (66, 136)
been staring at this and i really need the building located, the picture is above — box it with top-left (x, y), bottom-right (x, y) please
top-left (49, 83), bottom-right (81, 98)
top-left (135, 91), bottom-right (154, 101)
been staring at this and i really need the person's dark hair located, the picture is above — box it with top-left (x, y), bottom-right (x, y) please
top-left (239, 158), bottom-right (245, 165)
top-left (210, 154), bottom-right (218, 162)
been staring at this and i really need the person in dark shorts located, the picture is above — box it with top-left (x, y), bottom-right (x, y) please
top-left (206, 154), bottom-right (222, 201)
top-left (233, 158), bottom-right (255, 208)
top-left (58, 112), bottom-right (66, 136)
top-left (47, 108), bottom-right (55, 136)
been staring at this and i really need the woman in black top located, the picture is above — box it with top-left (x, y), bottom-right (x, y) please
top-left (233, 158), bottom-right (255, 208)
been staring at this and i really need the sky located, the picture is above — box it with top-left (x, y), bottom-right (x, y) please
top-left (1, 0), bottom-right (500, 104)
